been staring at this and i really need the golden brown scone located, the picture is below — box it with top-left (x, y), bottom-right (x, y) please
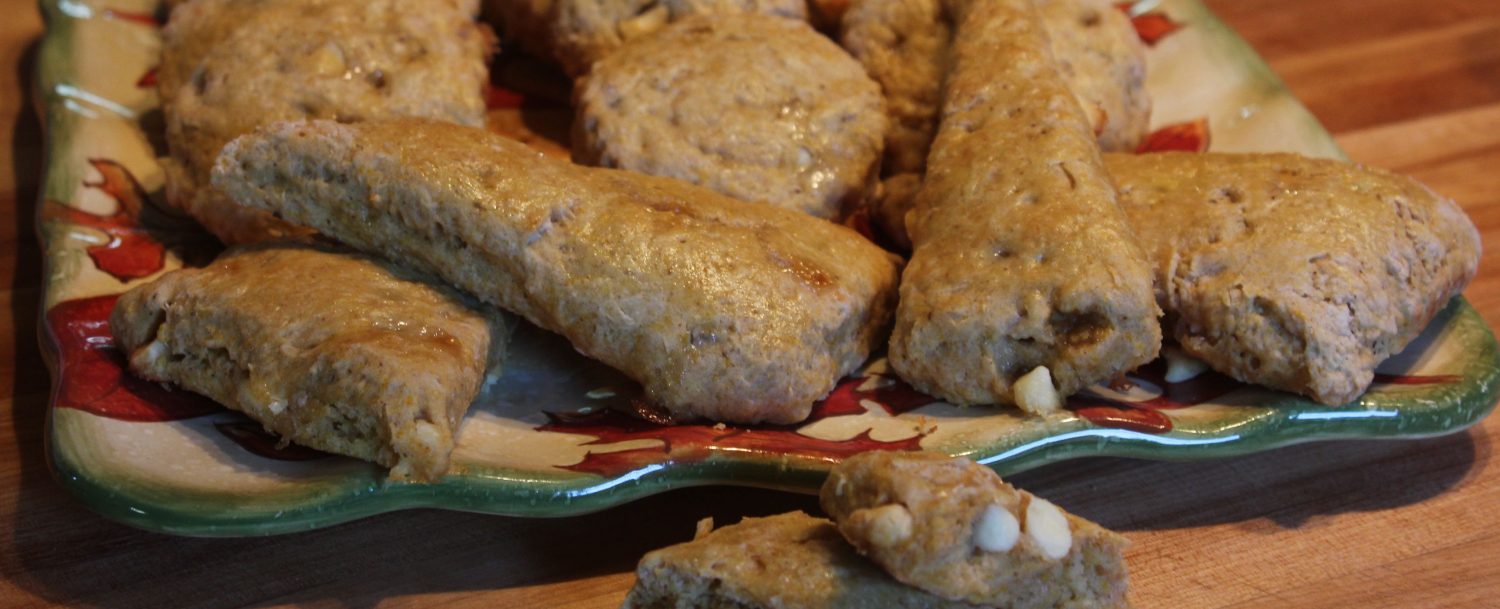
top-left (491, 0), bottom-right (808, 77)
top-left (623, 512), bottom-right (987, 609)
top-left (822, 452), bottom-right (1129, 608)
top-left (159, 0), bottom-right (490, 245)
top-left (839, 0), bottom-right (951, 177)
top-left (213, 119), bottom-right (900, 425)
top-left (843, 0), bottom-right (1148, 247)
top-left (1111, 152), bottom-right (1481, 405)
top-left (110, 243), bottom-right (513, 481)
top-left (889, 0), bottom-right (1160, 408)
top-left (573, 15), bottom-right (884, 220)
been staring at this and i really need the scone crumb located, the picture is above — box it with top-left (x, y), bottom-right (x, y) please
top-left (862, 503), bottom-right (914, 547)
top-left (694, 517), bottom-right (714, 539)
top-left (1024, 496), bottom-right (1073, 560)
top-left (973, 503), bottom-right (1020, 552)
top-left (1163, 346), bottom-right (1209, 383)
top-left (1014, 366), bottom-right (1062, 414)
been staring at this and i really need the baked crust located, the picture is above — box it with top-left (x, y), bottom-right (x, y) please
top-left (623, 512), bottom-right (987, 609)
top-left (160, 0), bottom-right (490, 245)
top-left (574, 14), bottom-right (884, 219)
top-left (110, 243), bottom-right (513, 481)
top-left (888, 0), bottom-right (1161, 407)
top-left (1111, 152), bottom-right (1481, 404)
top-left (213, 119), bottom-right (900, 424)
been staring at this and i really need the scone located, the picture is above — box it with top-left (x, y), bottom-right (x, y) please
top-left (110, 243), bottom-right (514, 481)
top-left (623, 512), bottom-right (986, 609)
top-left (212, 119), bottom-right (900, 425)
top-left (889, 0), bottom-right (1160, 409)
top-left (821, 452), bottom-right (1129, 608)
top-left (1111, 152), bottom-right (1481, 404)
top-left (159, 0), bottom-right (490, 245)
top-left (573, 14), bottom-right (884, 220)
top-left (489, 0), bottom-right (808, 77)
top-left (842, 0), bottom-right (1148, 245)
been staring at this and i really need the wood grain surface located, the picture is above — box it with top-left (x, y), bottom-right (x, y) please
top-left (3, 0), bottom-right (1499, 607)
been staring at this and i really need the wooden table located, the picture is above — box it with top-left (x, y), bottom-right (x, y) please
top-left (3, 0), bottom-right (1499, 606)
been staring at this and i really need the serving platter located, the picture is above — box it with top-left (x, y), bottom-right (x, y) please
top-left (36, 0), bottom-right (1500, 536)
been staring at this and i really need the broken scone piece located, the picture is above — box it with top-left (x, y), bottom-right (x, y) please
top-left (623, 512), bottom-right (987, 609)
top-left (821, 451), bottom-right (1129, 608)
top-left (110, 243), bottom-right (513, 481)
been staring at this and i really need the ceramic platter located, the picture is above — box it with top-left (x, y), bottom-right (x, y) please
top-left (37, 0), bottom-right (1500, 536)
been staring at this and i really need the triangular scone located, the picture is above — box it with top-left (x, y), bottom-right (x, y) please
top-left (624, 512), bottom-right (987, 609)
top-left (821, 452), bottom-right (1129, 608)
top-left (110, 243), bottom-right (513, 481)
top-left (212, 119), bottom-right (900, 425)
top-left (1111, 152), bottom-right (1480, 405)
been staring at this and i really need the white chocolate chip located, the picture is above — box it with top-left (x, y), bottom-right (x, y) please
top-left (1014, 366), bottom-right (1062, 414)
top-left (266, 398), bottom-right (287, 415)
top-left (862, 504), bottom-right (914, 547)
top-left (308, 42), bottom-right (347, 77)
top-left (1163, 346), bottom-right (1209, 383)
top-left (1024, 497), bottom-right (1073, 560)
top-left (974, 504), bottom-right (1020, 552)
top-left (142, 341), bottom-right (168, 364)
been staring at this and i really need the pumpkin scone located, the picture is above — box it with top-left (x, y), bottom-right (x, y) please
top-left (159, 0), bottom-right (490, 245)
top-left (110, 243), bottom-right (514, 481)
top-left (487, 0), bottom-right (808, 78)
top-left (623, 512), bottom-right (988, 609)
top-left (821, 451), bottom-right (1130, 608)
top-left (1110, 152), bottom-right (1481, 405)
top-left (842, 0), bottom-right (1148, 247)
top-left (888, 0), bottom-right (1160, 410)
top-left (574, 14), bottom-right (885, 219)
top-left (213, 119), bottom-right (900, 425)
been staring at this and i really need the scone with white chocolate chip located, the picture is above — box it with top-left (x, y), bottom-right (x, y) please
top-left (110, 243), bottom-right (514, 481)
top-left (821, 451), bottom-right (1129, 608)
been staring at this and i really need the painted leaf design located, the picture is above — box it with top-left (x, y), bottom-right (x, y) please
top-left (101, 7), bottom-right (163, 27)
top-left (1136, 118), bottom-right (1211, 153)
top-left (44, 159), bottom-right (168, 281)
top-left (539, 375), bottom-right (934, 476)
top-left (46, 295), bottom-right (221, 422)
top-left (1115, 2), bottom-right (1185, 46)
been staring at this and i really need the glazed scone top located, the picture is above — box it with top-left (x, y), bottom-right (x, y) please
top-left (574, 14), bottom-right (885, 219)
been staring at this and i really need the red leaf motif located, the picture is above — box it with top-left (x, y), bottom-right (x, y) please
top-left (485, 85), bottom-right (526, 110)
top-left (137, 67), bottom-right (158, 88)
top-left (101, 7), bottom-right (163, 27)
top-left (215, 420), bottom-right (331, 461)
top-left (1115, 3), bottom-right (1184, 46)
top-left (1076, 406), bottom-right (1174, 434)
top-left (1136, 118), bottom-right (1211, 153)
top-left (539, 375), bottom-right (934, 477)
top-left (45, 159), bottom-right (168, 281)
top-left (1372, 373), bottom-right (1462, 386)
top-left (46, 295), bottom-right (222, 422)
